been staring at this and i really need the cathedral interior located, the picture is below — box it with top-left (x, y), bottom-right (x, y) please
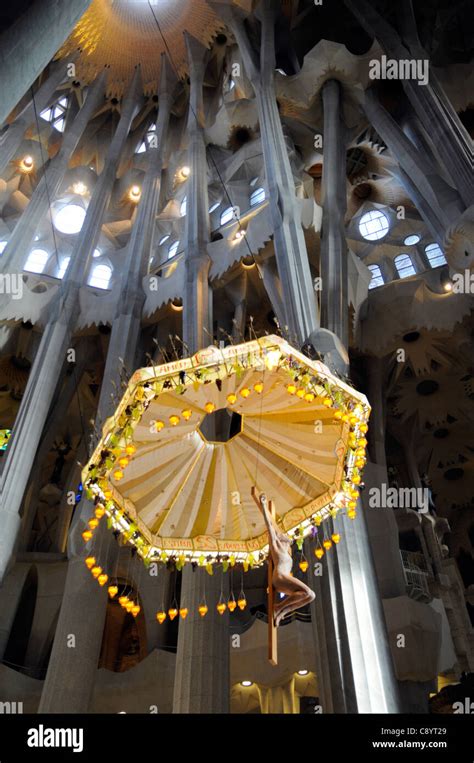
top-left (0, 0), bottom-right (472, 716)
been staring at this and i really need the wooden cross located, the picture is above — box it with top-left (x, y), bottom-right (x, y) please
top-left (251, 486), bottom-right (278, 666)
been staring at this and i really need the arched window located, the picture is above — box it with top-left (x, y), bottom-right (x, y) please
top-left (220, 206), bottom-right (236, 226)
top-left (359, 209), bottom-right (390, 241)
top-left (180, 196), bottom-right (187, 216)
top-left (209, 202), bottom-right (220, 214)
top-left (425, 243), bottom-right (447, 268)
top-left (368, 264), bottom-right (384, 289)
top-left (0, 241), bottom-right (7, 255)
top-left (250, 187), bottom-right (265, 207)
top-left (168, 240), bottom-right (179, 259)
top-left (40, 96), bottom-right (68, 133)
top-left (158, 234), bottom-right (170, 246)
top-left (395, 253), bottom-right (416, 278)
top-left (89, 263), bottom-right (112, 290)
top-left (25, 248), bottom-right (48, 274)
top-left (57, 257), bottom-right (70, 279)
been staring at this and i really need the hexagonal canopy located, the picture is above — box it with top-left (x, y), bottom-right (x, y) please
top-left (82, 336), bottom-right (370, 565)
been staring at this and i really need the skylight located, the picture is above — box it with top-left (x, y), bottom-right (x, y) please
top-left (403, 234), bottom-right (421, 246)
top-left (359, 209), bottom-right (390, 241)
top-left (40, 96), bottom-right (68, 133)
top-left (54, 204), bottom-right (86, 235)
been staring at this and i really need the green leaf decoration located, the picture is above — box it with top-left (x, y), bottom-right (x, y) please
top-left (222, 559), bottom-right (229, 573)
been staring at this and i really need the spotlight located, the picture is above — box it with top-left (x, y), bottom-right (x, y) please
top-left (443, 280), bottom-right (453, 292)
top-left (242, 255), bottom-right (255, 269)
top-left (241, 680), bottom-right (253, 687)
top-left (21, 155), bottom-right (34, 172)
top-left (171, 298), bottom-right (183, 312)
top-left (129, 185), bottom-right (141, 202)
top-left (234, 229), bottom-right (246, 242)
top-left (180, 166), bottom-right (190, 180)
top-left (297, 669), bottom-right (309, 676)
top-left (73, 181), bottom-right (87, 195)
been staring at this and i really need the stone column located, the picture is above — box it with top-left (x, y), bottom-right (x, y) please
top-left (306, 320), bottom-right (402, 710)
top-left (1, 72), bottom-right (106, 275)
top-left (0, 0), bottom-right (92, 125)
top-left (344, 0), bottom-right (473, 208)
top-left (363, 90), bottom-right (462, 245)
top-left (182, 33), bottom-right (212, 352)
top-left (320, 80), bottom-right (348, 348)
top-left (0, 68), bottom-right (143, 586)
top-left (38, 66), bottom-right (181, 714)
top-left (173, 566), bottom-right (230, 713)
top-left (213, 0), bottom-right (318, 345)
top-left (172, 35), bottom-right (230, 715)
top-left (300, 61), bottom-right (401, 715)
top-left (17, 340), bottom-right (91, 552)
top-left (0, 56), bottom-right (75, 174)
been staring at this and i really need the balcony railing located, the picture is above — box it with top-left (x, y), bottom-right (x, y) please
top-left (400, 550), bottom-right (432, 601)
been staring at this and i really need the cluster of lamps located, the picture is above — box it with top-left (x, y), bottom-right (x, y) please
top-left (84, 555), bottom-right (109, 588)
top-left (116, 592), bottom-right (141, 618)
top-left (81, 500), bottom-right (107, 543)
top-left (148, 383), bottom-right (266, 436)
top-left (111, 442), bottom-right (137, 483)
top-left (155, 593), bottom-right (247, 623)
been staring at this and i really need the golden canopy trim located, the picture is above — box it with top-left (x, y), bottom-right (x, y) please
top-left (82, 336), bottom-right (370, 566)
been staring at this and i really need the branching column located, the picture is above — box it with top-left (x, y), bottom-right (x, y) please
top-left (172, 34), bottom-right (230, 715)
top-left (38, 63), bottom-right (176, 713)
top-left (182, 33), bottom-right (213, 352)
top-left (0, 72), bottom-right (106, 275)
top-left (320, 80), bottom-right (348, 349)
top-left (345, 0), bottom-right (473, 208)
top-left (309, 72), bottom-right (401, 714)
top-left (0, 0), bottom-right (92, 125)
top-left (0, 56), bottom-right (75, 174)
top-left (215, 0), bottom-right (318, 345)
top-left (363, 90), bottom-right (462, 245)
top-left (0, 68), bottom-right (143, 586)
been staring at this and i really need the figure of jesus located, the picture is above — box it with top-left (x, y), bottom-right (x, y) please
top-left (254, 491), bottom-right (315, 626)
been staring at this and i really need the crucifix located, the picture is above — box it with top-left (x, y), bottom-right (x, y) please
top-left (251, 487), bottom-right (315, 666)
